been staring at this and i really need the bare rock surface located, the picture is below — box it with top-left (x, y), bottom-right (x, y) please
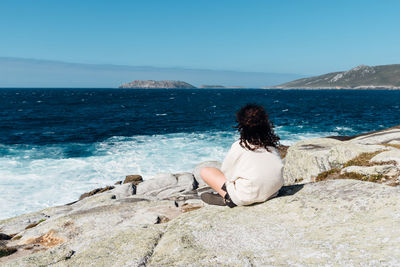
top-left (1, 180), bottom-right (399, 266)
top-left (371, 149), bottom-right (400, 165)
top-left (0, 170), bottom-right (206, 266)
top-left (136, 172), bottom-right (198, 199)
top-left (0, 194), bottom-right (184, 266)
top-left (284, 125), bottom-right (400, 184)
top-left (341, 164), bottom-right (399, 176)
top-left (148, 180), bottom-right (400, 266)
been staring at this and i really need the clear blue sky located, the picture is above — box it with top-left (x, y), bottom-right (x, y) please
top-left (1, 0), bottom-right (399, 75)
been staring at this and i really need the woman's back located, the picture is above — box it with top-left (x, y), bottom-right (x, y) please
top-left (221, 141), bottom-right (284, 206)
top-left (200, 103), bottom-right (283, 207)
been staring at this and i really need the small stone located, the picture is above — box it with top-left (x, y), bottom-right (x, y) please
top-left (156, 216), bottom-right (170, 224)
top-left (111, 195), bottom-right (116, 199)
top-left (181, 203), bottom-right (203, 213)
top-left (79, 186), bottom-right (115, 200)
top-left (114, 181), bottom-right (122, 185)
top-left (25, 219), bottom-right (46, 230)
top-left (124, 175), bottom-right (143, 185)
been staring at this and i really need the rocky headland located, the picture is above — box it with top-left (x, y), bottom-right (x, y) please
top-left (272, 64), bottom-right (400, 89)
top-left (1, 126), bottom-right (400, 266)
top-left (118, 80), bottom-right (196, 89)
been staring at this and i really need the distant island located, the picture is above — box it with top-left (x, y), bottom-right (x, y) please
top-left (271, 64), bottom-right (400, 89)
top-left (118, 80), bottom-right (196, 89)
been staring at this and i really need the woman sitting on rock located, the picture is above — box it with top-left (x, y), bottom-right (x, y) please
top-left (200, 104), bottom-right (284, 207)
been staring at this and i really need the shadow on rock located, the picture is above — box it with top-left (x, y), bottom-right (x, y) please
top-left (277, 184), bottom-right (304, 197)
top-left (244, 184), bottom-right (304, 208)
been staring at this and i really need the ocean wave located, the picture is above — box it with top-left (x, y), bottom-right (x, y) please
top-left (0, 131), bottom-right (236, 219)
top-left (0, 128), bottom-right (342, 219)
top-left (334, 126), bottom-right (355, 132)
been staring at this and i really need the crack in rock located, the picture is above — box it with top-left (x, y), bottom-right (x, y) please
top-left (138, 231), bottom-right (165, 267)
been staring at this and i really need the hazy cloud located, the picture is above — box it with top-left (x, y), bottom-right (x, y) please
top-left (0, 57), bottom-right (305, 88)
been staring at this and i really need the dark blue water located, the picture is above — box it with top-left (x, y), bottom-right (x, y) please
top-left (2, 88), bottom-right (400, 219)
top-left (1, 89), bottom-right (400, 146)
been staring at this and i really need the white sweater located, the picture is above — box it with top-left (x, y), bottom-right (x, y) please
top-left (221, 140), bottom-right (284, 206)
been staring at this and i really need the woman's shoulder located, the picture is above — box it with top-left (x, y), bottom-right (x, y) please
top-left (252, 145), bottom-right (281, 159)
top-left (229, 140), bottom-right (243, 153)
top-left (232, 140), bottom-right (241, 148)
top-left (232, 141), bottom-right (279, 156)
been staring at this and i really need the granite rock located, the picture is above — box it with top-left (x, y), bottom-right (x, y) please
top-left (123, 174), bottom-right (143, 185)
top-left (136, 172), bottom-right (197, 199)
top-left (2, 180), bottom-right (400, 266)
top-left (78, 186), bottom-right (115, 200)
top-left (283, 126), bottom-right (400, 184)
top-left (341, 164), bottom-right (399, 177)
top-left (371, 149), bottom-right (400, 165)
top-left (148, 180), bottom-right (400, 266)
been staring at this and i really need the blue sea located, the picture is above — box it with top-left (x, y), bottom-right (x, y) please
top-left (1, 88), bottom-right (400, 219)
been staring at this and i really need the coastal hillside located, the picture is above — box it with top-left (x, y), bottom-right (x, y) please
top-left (118, 80), bottom-right (196, 89)
top-left (274, 64), bottom-right (400, 89)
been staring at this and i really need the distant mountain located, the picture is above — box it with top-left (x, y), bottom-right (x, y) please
top-left (118, 80), bottom-right (196, 89)
top-left (273, 64), bottom-right (400, 89)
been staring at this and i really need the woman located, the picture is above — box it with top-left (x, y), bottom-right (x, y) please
top-left (200, 104), bottom-right (284, 207)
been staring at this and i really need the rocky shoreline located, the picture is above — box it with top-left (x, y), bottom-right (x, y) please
top-left (1, 126), bottom-right (400, 266)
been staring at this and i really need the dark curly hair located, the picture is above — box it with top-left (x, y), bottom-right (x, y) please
top-left (235, 104), bottom-right (280, 151)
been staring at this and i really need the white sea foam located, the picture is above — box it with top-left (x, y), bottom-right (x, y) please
top-left (334, 126), bottom-right (355, 132)
top-left (276, 127), bottom-right (337, 146)
top-left (0, 129), bottom-right (338, 219)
